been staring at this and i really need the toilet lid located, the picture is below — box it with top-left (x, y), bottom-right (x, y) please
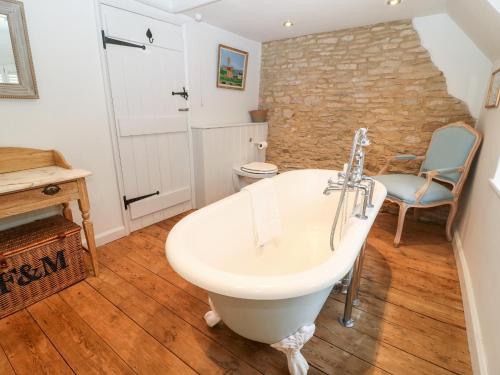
top-left (240, 162), bottom-right (278, 174)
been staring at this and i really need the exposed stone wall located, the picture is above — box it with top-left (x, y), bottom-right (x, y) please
top-left (260, 20), bottom-right (475, 176)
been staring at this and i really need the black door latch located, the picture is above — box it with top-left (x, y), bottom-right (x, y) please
top-left (172, 87), bottom-right (189, 100)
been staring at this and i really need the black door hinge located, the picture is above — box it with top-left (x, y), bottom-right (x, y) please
top-left (123, 191), bottom-right (159, 210)
top-left (102, 30), bottom-right (146, 50)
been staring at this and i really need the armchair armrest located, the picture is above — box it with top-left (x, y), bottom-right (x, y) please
top-left (415, 166), bottom-right (464, 203)
top-left (395, 154), bottom-right (419, 160)
top-left (422, 166), bottom-right (464, 177)
top-left (378, 154), bottom-right (425, 175)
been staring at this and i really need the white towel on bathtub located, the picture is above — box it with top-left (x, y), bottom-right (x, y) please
top-left (243, 178), bottom-right (282, 247)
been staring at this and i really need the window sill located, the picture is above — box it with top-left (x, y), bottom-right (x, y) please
top-left (489, 178), bottom-right (500, 199)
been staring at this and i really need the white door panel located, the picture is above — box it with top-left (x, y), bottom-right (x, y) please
top-left (130, 187), bottom-right (191, 220)
top-left (102, 5), bottom-right (192, 230)
top-left (118, 117), bottom-right (187, 137)
top-left (102, 5), bottom-right (183, 51)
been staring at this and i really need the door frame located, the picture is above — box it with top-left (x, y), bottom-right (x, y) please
top-left (92, 0), bottom-right (196, 236)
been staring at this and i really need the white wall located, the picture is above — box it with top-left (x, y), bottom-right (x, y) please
top-left (0, 0), bottom-right (262, 242)
top-left (446, 0), bottom-right (500, 62)
top-left (185, 20), bottom-right (261, 127)
top-left (413, 13), bottom-right (492, 119)
top-left (455, 59), bottom-right (500, 375)
top-left (0, 0), bottom-right (126, 244)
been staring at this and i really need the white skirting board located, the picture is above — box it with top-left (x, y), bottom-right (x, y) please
top-left (82, 225), bottom-right (127, 248)
top-left (452, 230), bottom-right (489, 375)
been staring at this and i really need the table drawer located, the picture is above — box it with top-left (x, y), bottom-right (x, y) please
top-left (0, 181), bottom-right (80, 218)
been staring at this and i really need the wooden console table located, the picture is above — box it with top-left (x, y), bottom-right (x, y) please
top-left (0, 147), bottom-right (99, 276)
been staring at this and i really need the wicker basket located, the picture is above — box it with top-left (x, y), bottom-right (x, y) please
top-left (0, 216), bottom-right (86, 318)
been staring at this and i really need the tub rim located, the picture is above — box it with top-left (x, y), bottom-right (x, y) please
top-left (166, 169), bottom-right (387, 300)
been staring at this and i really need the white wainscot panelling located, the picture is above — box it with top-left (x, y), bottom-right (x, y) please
top-left (192, 123), bottom-right (268, 207)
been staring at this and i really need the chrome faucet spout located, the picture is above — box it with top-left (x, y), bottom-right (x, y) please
top-left (323, 185), bottom-right (342, 195)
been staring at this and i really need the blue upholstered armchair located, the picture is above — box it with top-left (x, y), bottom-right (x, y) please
top-left (374, 122), bottom-right (482, 247)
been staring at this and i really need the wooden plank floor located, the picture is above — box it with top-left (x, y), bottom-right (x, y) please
top-left (0, 212), bottom-right (471, 374)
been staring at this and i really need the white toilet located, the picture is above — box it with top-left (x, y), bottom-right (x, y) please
top-left (233, 161), bottom-right (279, 191)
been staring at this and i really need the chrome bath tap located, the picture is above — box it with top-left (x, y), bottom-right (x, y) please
top-left (324, 128), bottom-right (375, 252)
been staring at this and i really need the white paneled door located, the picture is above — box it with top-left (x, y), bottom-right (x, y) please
top-left (102, 6), bottom-right (192, 231)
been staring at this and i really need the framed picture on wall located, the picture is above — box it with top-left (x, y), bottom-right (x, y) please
top-left (485, 68), bottom-right (500, 108)
top-left (217, 44), bottom-right (248, 90)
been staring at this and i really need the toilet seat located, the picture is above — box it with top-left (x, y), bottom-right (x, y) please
top-left (233, 162), bottom-right (278, 191)
top-left (240, 162), bottom-right (278, 175)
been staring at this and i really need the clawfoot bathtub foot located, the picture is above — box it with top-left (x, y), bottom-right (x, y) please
top-left (271, 324), bottom-right (315, 375)
top-left (204, 298), bottom-right (222, 327)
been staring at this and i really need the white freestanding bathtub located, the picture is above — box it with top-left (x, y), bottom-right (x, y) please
top-left (166, 169), bottom-right (386, 374)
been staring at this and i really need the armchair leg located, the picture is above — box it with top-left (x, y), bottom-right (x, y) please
top-left (394, 203), bottom-right (409, 247)
top-left (446, 202), bottom-right (458, 242)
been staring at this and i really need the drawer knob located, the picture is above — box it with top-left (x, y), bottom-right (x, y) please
top-left (42, 184), bottom-right (61, 196)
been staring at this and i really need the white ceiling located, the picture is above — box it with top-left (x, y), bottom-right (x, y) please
top-left (136, 0), bottom-right (500, 61)
top-left (135, 0), bottom-right (219, 13)
top-left (183, 0), bottom-right (447, 42)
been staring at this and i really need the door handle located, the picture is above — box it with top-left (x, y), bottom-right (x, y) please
top-left (178, 108), bottom-right (189, 112)
top-left (146, 28), bottom-right (154, 44)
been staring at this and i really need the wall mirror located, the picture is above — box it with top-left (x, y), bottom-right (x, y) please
top-left (485, 68), bottom-right (500, 109)
top-left (0, 0), bottom-right (37, 98)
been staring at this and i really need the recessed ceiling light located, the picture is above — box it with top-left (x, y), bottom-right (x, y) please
top-left (386, 0), bottom-right (401, 5)
top-left (282, 20), bottom-right (294, 28)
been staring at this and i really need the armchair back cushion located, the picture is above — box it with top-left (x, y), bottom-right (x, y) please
top-left (421, 124), bottom-right (479, 183)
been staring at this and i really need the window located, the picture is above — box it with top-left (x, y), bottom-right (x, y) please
top-left (489, 157), bottom-right (500, 199)
top-left (488, 0), bottom-right (500, 13)
top-left (0, 65), bottom-right (18, 84)
top-left (7, 73), bottom-right (18, 84)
